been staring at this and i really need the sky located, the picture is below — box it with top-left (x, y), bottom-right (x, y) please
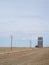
top-left (0, 0), bottom-right (49, 47)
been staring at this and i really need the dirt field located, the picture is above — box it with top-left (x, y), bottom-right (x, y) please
top-left (0, 48), bottom-right (49, 65)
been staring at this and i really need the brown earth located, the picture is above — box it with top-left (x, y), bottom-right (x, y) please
top-left (0, 48), bottom-right (49, 65)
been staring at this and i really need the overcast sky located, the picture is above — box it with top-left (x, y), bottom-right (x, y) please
top-left (0, 0), bottom-right (49, 47)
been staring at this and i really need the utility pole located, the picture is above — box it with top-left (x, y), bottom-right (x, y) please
top-left (30, 40), bottom-right (32, 48)
top-left (11, 34), bottom-right (13, 51)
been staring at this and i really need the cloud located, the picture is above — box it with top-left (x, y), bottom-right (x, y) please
top-left (0, 17), bottom-right (49, 35)
top-left (0, 0), bottom-right (49, 36)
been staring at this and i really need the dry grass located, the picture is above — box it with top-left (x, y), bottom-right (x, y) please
top-left (0, 47), bottom-right (31, 54)
top-left (0, 47), bottom-right (49, 65)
